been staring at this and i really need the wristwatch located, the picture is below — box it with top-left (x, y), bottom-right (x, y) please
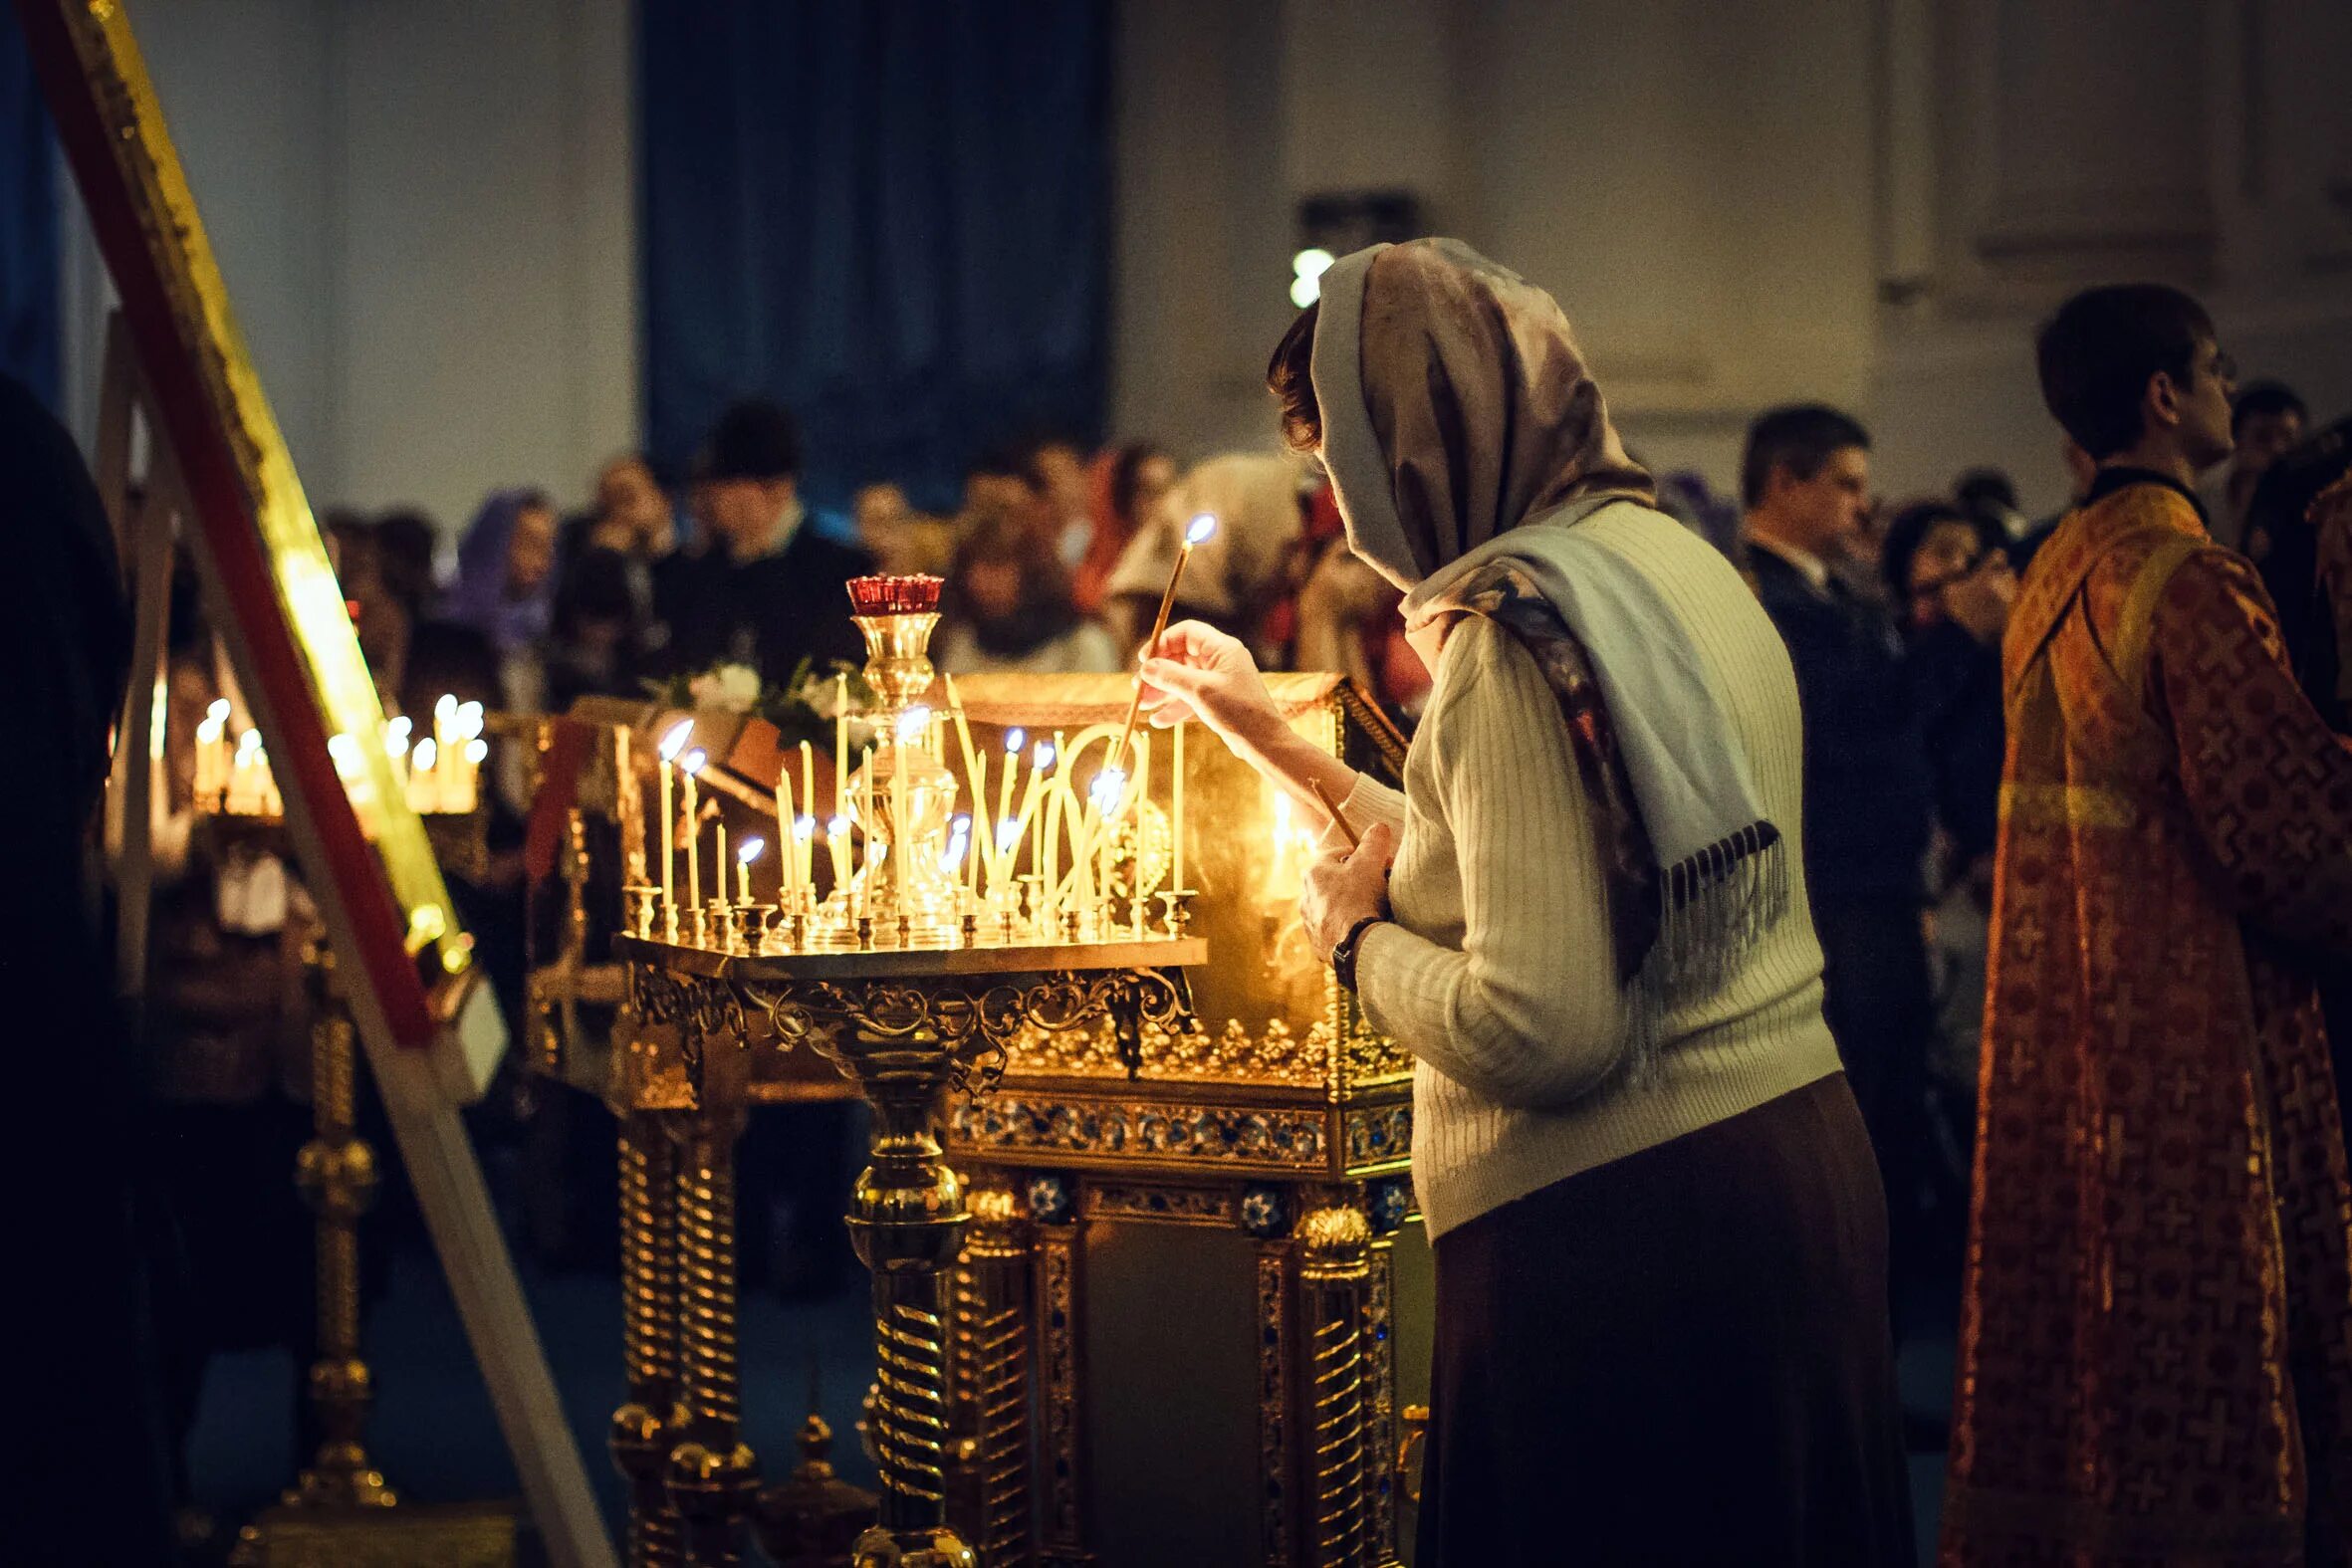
top-left (1330, 913), bottom-right (1386, 994)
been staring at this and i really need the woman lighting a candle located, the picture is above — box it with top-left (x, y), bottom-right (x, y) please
top-left (1135, 240), bottom-right (1907, 1565)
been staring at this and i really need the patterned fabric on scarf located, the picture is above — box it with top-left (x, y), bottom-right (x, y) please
top-left (1944, 480), bottom-right (2352, 1567)
top-left (1446, 559), bottom-right (1662, 986)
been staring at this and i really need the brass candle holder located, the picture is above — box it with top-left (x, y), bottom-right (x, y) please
top-left (844, 575), bottom-right (962, 936)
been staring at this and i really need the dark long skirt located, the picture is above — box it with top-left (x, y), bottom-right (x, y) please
top-left (1417, 1072), bottom-right (1912, 1567)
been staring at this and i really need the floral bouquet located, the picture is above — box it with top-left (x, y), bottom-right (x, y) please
top-left (644, 657), bottom-right (874, 749)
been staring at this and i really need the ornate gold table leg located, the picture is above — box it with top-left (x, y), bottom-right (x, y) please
top-left (668, 1112), bottom-right (760, 1565)
top-left (235, 940), bottom-right (517, 1565)
top-left (233, 941), bottom-right (396, 1568)
top-left (1297, 1200), bottom-right (1375, 1568)
top-left (613, 1112), bottom-right (686, 1566)
top-left (949, 1180), bottom-right (1035, 1563)
top-left (839, 1033), bottom-right (979, 1568)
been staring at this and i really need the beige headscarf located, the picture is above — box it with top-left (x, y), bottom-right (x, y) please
top-left (1311, 240), bottom-right (1787, 1054)
top-left (1313, 238), bottom-right (1652, 590)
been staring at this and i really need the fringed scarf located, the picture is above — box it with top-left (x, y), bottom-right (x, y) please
top-left (1310, 240), bottom-right (1787, 1079)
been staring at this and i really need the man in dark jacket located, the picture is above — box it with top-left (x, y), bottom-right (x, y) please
top-left (654, 399), bottom-right (874, 685)
top-left (1741, 404), bottom-right (1943, 1340)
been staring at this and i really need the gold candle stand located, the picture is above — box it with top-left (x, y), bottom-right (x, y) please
top-left (233, 937), bottom-right (516, 1567)
top-left (619, 933), bottom-right (1204, 1568)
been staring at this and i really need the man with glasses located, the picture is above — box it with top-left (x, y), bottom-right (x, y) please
top-left (1944, 284), bottom-right (2352, 1565)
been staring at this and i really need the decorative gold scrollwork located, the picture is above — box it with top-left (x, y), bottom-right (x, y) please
top-left (733, 967), bottom-right (1193, 1097)
top-left (627, 967), bottom-right (746, 1103)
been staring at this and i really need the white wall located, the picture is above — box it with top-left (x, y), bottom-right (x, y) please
top-left (63, 2), bottom-right (2351, 527)
top-left (1112, 0), bottom-right (2352, 517)
top-left (62, 0), bottom-right (636, 535)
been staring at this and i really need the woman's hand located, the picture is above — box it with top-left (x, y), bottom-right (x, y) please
top-left (1300, 821), bottom-right (1396, 961)
top-left (1136, 620), bottom-right (1284, 754)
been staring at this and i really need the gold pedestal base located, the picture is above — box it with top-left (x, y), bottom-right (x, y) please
top-left (230, 1497), bottom-right (518, 1568)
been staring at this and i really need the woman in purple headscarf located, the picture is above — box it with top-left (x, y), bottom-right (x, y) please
top-left (443, 488), bottom-right (561, 656)
top-left (440, 486), bottom-right (561, 716)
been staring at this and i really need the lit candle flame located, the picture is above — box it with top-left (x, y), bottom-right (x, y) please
top-left (739, 835), bottom-right (766, 865)
top-left (996, 819), bottom-right (1023, 854)
top-left (1035, 740), bottom-right (1058, 773)
top-left (206, 698), bottom-right (231, 725)
top-left (793, 815), bottom-right (817, 844)
top-left (235, 729), bottom-right (264, 759)
top-left (658, 718), bottom-right (694, 763)
top-left (681, 747), bottom-right (707, 778)
top-left (1003, 726), bottom-right (1027, 755)
top-left (455, 700), bottom-right (486, 740)
top-left (895, 704), bottom-right (932, 744)
top-left (827, 813), bottom-right (852, 838)
top-left (463, 738), bottom-right (489, 766)
top-left (1184, 512), bottom-right (1219, 547)
top-left (413, 736), bottom-right (438, 771)
top-left (435, 693), bottom-right (458, 722)
top-left (385, 715), bottom-right (411, 746)
top-left (1089, 767), bottom-right (1126, 814)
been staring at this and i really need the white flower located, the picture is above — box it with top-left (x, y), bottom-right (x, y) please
top-left (688, 662), bottom-right (762, 714)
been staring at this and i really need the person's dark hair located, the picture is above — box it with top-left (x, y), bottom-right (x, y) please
top-left (2232, 379), bottom-right (2308, 437)
top-left (1740, 404), bottom-right (1871, 510)
top-left (1012, 431), bottom-right (1083, 493)
top-left (702, 397), bottom-right (803, 483)
top-left (966, 444), bottom-right (1029, 485)
top-left (1953, 467), bottom-right (2018, 516)
top-left (1880, 498), bottom-right (2002, 603)
top-left (2034, 284), bottom-right (2214, 461)
top-left (1267, 304), bottom-right (1321, 454)
top-left (373, 509), bottom-right (439, 619)
top-left (1107, 442), bottom-right (1169, 526)
top-left (553, 546), bottom-right (635, 637)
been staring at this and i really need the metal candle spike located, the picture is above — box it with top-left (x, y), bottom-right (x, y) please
top-left (1111, 511), bottom-right (1218, 783)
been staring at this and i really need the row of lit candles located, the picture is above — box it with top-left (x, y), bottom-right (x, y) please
top-left (193, 693), bottom-right (487, 817)
top-left (643, 688), bottom-right (1188, 934)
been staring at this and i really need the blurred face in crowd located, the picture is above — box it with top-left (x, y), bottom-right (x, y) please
top-left (1905, 519), bottom-right (2015, 635)
top-left (965, 469), bottom-right (1032, 520)
top-left (1764, 444), bottom-right (1873, 560)
top-left (856, 482), bottom-right (911, 545)
top-left (856, 483), bottom-right (923, 574)
top-left (1031, 441), bottom-right (1090, 522)
top-left (1129, 452), bottom-right (1177, 525)
top-left (2235, 405), bottom-right (2306, 480)
top-left (964, 555), bottom-right (1024, 620)
top-left (705, 476), bottom-right (796, 558)
top-left (595, 456), bottom-right (669, 552)
top-left (507, 501), bottom-right (559, 595)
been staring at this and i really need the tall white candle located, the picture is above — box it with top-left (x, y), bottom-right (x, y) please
top-left (682, 748), bottom-right (706, 910)
top-left (657, 720), bottom-right (693, 912)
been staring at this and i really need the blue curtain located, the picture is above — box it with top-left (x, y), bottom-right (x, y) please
top-left (0, 8), bottom-right (60, 408)
top-left (639, 1), bottom-right (1110, 514)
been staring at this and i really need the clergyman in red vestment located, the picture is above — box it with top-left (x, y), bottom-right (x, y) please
top-left (1944, 284), bottom-right (2352, 1566)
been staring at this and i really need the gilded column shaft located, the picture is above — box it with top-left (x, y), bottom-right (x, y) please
top-left (613, 1116), bottom-right (685, 1567)
top-left (1298, 1205), bottom-right (1375, 1568)
top-left (667, 1119), bottom-right (758, 1566)
top-left (283, 952), bottom-right (394, 1513)
top-left (841, 1043), bottom-right (978, 1567)
top-left (950, 1190), bottom-right (1035, 1563)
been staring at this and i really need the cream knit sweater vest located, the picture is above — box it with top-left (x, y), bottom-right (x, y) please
top-left (1346, 506), bottom-right (1842, 1239)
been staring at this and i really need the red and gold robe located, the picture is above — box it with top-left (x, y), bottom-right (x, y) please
top-left (1944, 477), bottom-right (2352, 1566)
